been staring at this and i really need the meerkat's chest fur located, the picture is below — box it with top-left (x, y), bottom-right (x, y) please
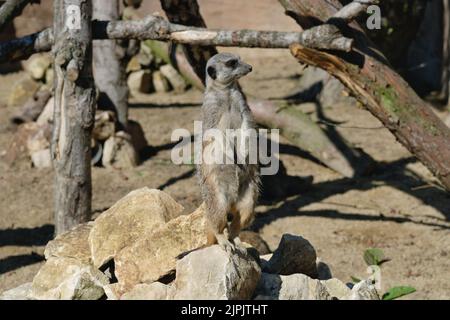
top-left (202, 84), bottom-right (253, 132)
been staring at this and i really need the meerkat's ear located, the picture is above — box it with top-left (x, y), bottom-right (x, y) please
top-left (207, 66), bottom-right (217, 80)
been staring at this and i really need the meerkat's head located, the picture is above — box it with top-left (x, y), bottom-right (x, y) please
top-left (206, 53), bottom-right (252, 87)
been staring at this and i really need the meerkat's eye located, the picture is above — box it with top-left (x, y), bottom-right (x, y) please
top-left (225, 59), bottom-right (238, 68)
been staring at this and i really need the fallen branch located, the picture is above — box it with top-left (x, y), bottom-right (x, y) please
top-left (284, 0), bottom-right (450, 191)
top-left (0, 15), bottom-right (353, 64)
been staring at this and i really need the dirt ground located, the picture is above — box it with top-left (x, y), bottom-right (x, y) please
top-left (0, 1), bottom-right (449, 299)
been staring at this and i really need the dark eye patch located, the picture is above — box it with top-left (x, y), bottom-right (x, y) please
top-left (225, 59), bottom-right (238, 68)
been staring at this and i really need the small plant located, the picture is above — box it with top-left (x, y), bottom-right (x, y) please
top-left (351, 248), bottom-right (416, 300)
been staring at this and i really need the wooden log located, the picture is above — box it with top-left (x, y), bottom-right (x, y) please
top-left (0, 15), bottom-right (353, 64)
top-left (51, 0), bottom-right (96, 234)
top-left (283, 0), bottom-right (450, 191)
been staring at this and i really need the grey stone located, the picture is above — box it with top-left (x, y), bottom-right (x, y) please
top-left (173, 245), bottom-right (261, 300)
top-left (255, 273), bottom-right (332, 300)
top-left (264, 234), bottom-right (318, 278)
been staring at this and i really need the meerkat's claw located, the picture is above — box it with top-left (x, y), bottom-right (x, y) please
top-left (216, 234), bottom-right (235, 254)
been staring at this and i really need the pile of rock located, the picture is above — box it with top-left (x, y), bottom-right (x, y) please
top-left (126, 41), bottom-right (188, 96)
top-left (0, 187), bottom-right (379, 300)
top-left (3, 51), bottom-right (149, 170)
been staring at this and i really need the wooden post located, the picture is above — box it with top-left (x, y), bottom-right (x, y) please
top-left (92, 0), bottom-right (128, 130)
top-left (52, 0), bottom-right (96, 234)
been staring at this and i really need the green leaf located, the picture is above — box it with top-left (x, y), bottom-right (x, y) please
top-left (382, 286), bottom-right (416, 300)
top-left (350, 276), bottom-right (362, 284)
top-left (364, 248), bottom-right (385, 266)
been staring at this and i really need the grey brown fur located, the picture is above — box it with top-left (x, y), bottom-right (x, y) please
top-left (198, 52), bottom-right (260, 253)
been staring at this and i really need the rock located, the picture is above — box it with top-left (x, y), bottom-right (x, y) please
top-left (128, 120), bottom-right (148, 153)
top-left (264, 234), bottom-right (318, 278)
top-left (45, 67), bottom-right (54, 86)
top-left (342, 280), bottom-right (380, 300)
top-left (31, 257), bottom-right (109, 300)
top-left (239, 231), bottom-right (271, 255)
top-left (44, 223), bottom-right (93, 264)
top-left (36, 96), bottom-right (54, 125)
top-left (255, 273), bottom-right (332, 300)
top-left (102, 131), bottom-right (139, 169)
top-left (8, 74), bottom-right (40, 107)
top-left (114, 204), bottom-right (208, 292)
top-left (126, 56), bottom-right (141, 73)
top-left (26, 122), bottom-right (51, 154)
top-left (10, 89), bottom-right (51, 124)
top-left (137, 42), bottom-right (154, 67)
top-left (93, 111), bottom-right (115, 141)
top-left (121, 282), bottom-right (173, 300)
top-left (316, 258), bottom-right (333, 280)
top-left (152, 71), bottom-right (170, 93)
top-left (127, 70), bottom-right (153, 94)
top-left (103, 283), bottom-right (121, 300)
top-left (89, 187), bottom-right (184, 268)
top-left (173, 245), bottom-right (261, 300)
top-left (159, 64), bottom-right (187, 93)
top-left (31, 148), bottom-right (52, 168)
top-left (4, 122), bottom-right (40, 168)
top-left (24, 53), bottom-right (52, 80)
top-left (321, 278), bottom-right (351, 300)
top-left (0, 283), bottom-right (34, 300)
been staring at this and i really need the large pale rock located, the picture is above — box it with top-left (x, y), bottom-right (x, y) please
top-left (126, 56), bottom-right (141, 73)
top-left (24, 53), bottom-right (52, 80)
top-left (26, 122), bottom-right (51, 154)
top-left (31, 257), bottom-right (109, 300)
top-left (152, 70), bottom-right (170, 93)
top-left (0, 283), bottom-right (34, 300)
top-left (342, 280), bottom-right (380, 300)
top-left (93, 111), bottom-right (115, 141)
top-left (4, 122), bottom-right (40, 168)
top-left (89, 187), bottom-right (184, 268)
top-left (321, 278), bottom-right (351, 300)
top-left (45, 67), bottom-right (54, 86)
top-left (36, 96), bottom-right (54, 125)
top-left (159, 64), bottom-right (187, 93)
top-left (264, 234), bottom-right (318, 278)
top-left (255, 273), bottom-right (332, 300)
top-left (115, 205), bottom-right (208, 292)
top-left (127, 70), bottom-right (153, 94)
top-left (173, 245), bottom-right (261, 300)
top-left (102, 131), bottom-right (139, 169)
top-left (8, 75), bottom-right (40, 107)
top-left (121, 282), bottom-right (173, 300)
top-left (31, 148), bottom-right (52, 168)
top-left (137, 43), bottom-right (154, 67)
top-left (44, 223), bottom-right (93, 264)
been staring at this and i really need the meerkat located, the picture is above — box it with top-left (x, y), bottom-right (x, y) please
top-left (198, 52), bottom-right (260, 253)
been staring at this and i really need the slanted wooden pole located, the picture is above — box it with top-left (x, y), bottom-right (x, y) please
top-left (282, 0), bottom-right (450, 191)
top-left (52, 0), bottom-right (96, 234)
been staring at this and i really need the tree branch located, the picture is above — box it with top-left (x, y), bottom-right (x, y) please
top-left (330, 0), bottom-right (379, 23)
top-left (0, 15), bottom-right (353, 64)
top-left (285, 0), bottom-right (450, 191)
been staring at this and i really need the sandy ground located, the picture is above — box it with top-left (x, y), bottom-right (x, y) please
top-left (0, 0), bottom-right (449, 299)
